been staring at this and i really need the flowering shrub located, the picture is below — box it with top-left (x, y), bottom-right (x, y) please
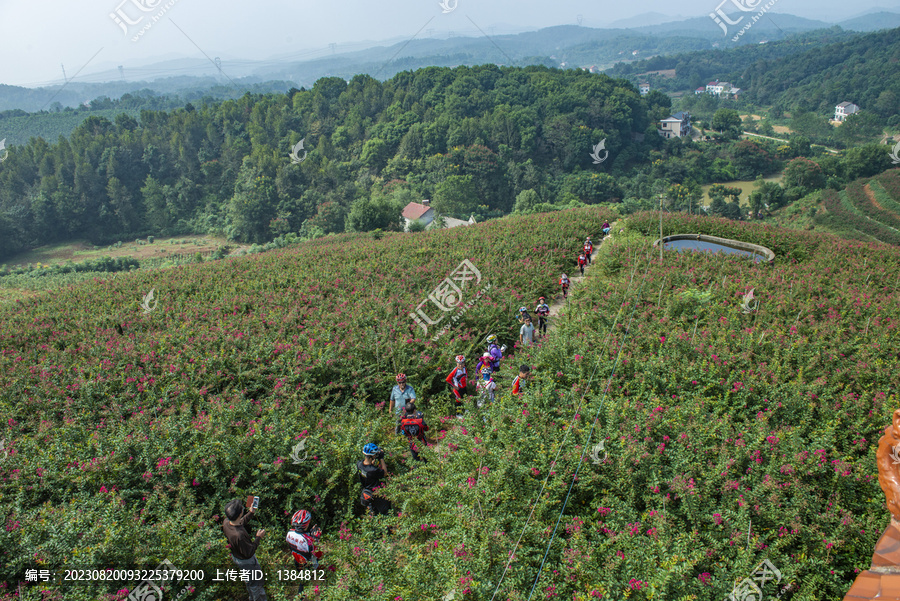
top-left (1, 207), bottom-right (897, 599)
top-left (0, 208), bottom-right (614, 600)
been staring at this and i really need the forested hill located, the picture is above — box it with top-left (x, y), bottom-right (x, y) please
top-left (0, 66), bottom-right (657, 260)
top-left (741, 26), bottom-right (900, 116)
top-left (606, 27), bottom-right (860, 92)
top-left (609, 26), bottom-right (900, 121)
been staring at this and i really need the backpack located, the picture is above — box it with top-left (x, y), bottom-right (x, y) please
top-left (400, 414), bottom-right (425, 439)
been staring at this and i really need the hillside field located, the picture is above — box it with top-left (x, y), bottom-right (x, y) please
top-left (1, 207), bottom-right (899, 600)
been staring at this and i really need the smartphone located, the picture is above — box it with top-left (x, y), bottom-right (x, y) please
top-left (252, 496), bottom-right (259, 510)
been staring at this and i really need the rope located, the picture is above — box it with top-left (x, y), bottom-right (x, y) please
top-left (524, 227), bottom-right (657, 600)
top-left (488, 218), bottom-right (657, 600)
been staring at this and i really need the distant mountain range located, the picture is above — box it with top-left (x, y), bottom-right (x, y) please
top-left (0, 11), bottom-right (897, 113)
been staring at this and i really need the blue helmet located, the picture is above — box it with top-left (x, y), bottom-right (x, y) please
top-left (363, 443), bottom-right (380, 456)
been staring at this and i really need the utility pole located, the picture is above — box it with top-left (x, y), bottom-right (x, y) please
top-left (659, 193), bottom-right (664, 262)
top-left (60, 64), bottom-right (68, 83)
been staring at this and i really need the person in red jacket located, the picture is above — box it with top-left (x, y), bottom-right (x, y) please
top-left (511, 364), bottom-right (531, 396)
top-left (446, 354), bottom-right (467, 416)
top-left (397, 402), bottom-right (429, 461)
top-left (577, 253), bottom-right (587, 276)
top-left (560, 273), bottom-right (570, 298)
top-left (584, 237), bottom-right (594, 264)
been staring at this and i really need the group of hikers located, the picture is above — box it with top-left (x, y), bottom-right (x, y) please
top-left (222, 499), bottom-right (322, 600)
top-left (220, 225), bottom-right (611, 600)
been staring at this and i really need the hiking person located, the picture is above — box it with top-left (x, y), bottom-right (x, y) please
top-left (285, 509), bottom-right (323, 594)
top-left (584, 237), bottom-right (594, 264)
top-left (486, 335), bottom-right (506, 372)
top-left (511, 364), bottom-right (531, 396)
top-left (446, 355), bottom-right (468, 416)
top-left (516, 306), bottom-right (531, 325)
top-left (602, 222), bottom-right (611, 235)
top-left (397, 401), bottom-right (429, 461)
top-left (577, 253), bottom-right (587, 276)
top-left (389, 373), bottom-right (416, 417)
top-left (475, 352), bottom-right (493, 375)
top-left (520, 316), bottom-right (535, 347)
top-left (535, 297), bottom-right (550, 337)
top-left (357, 443), bottom-right (390, 516)
top-left (222, 499), bottom-right (268, 601)
top-left (475, 366), bottom-right (497, 407)
top-left (560, 273), bottom-right (570, 298)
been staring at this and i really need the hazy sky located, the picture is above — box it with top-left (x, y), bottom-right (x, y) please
top-left (0, 0), bottom-right (889, 87)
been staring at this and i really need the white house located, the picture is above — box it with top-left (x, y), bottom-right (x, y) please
top-left (402, 200), bottom-right (434, 231)
top-left (658, 111), bottom-right (692, 139)
top-left (695, 87), bottom-right (706, 95)
top-left (835, 102), bottom-right (860, 122)
top-left (639, 82), bottom-right (650, 96)
top-left (436, 215), bottom-right (477, 229)
top-left (705, 80), bottom-right (732, 96)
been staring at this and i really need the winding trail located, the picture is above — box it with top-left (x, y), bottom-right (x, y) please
top-left (542, 222), bottom-right (617, 336)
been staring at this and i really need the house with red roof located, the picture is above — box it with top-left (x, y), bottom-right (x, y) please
top-left (402, 200), bottom-right (434, 231)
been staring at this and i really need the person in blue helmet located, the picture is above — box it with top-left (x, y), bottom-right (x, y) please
top-left (357, 443), bottom-right (390, 515)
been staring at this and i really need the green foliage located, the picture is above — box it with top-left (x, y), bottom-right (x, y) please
top-left (3, 207), bottom-right (900, 600)
top-left (711, 109), bottom-right (742, 138)
top-left (434, 175), bottom-right (478, 218)
top-left (513, 189), bottom-right (541, 214)
top-left (406, 219), bottom-right (427, 233)
top-left (564, 172), bottom-right (624, 204)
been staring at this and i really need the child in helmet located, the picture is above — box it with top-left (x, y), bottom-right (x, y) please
top-left (286, 509), bottom-right (323, 594)
top-left (475, 366), bottom-right (497, 407)
top-left (577, 253), bottom-right (587, 276)
top-left (560, 273), bottom-right (570, 298)
top-left (475, 352), bottom-right (493, 374)
top-left (446, 355), bottom-right (468, 416)
top-left (584, 237), bottom-right (594, 264)
top-left (535, 297), bottom-right (550, 337)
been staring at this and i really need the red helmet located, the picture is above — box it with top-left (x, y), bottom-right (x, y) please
top-left (538, 297), bottom-right (545, 301)
top-left (291, 509), bottom-right (312, 531)
top-left (456, 355), bottom-right (465, 363)
top-left (395, 373), bottom-right (407, 383)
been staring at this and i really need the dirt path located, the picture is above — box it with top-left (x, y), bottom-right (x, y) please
top-left (542, 223), bottom-right (616, 335)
